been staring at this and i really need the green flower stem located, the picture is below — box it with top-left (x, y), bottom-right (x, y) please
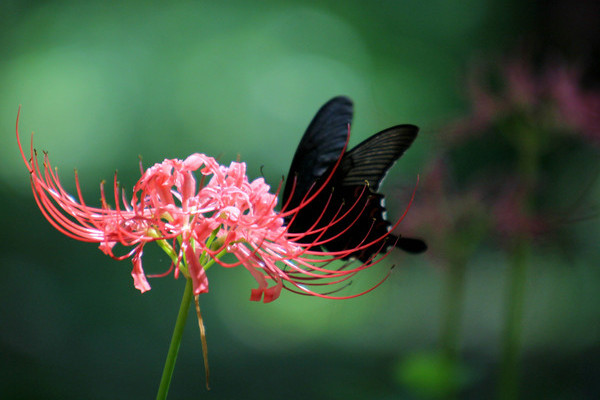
top-left (440, 258), bottom-right (467, 360)
top-left (156, 278), bottom-right (194, 400)
top-left (439, 257), bottom-right (467, 400)
top-left (496, 120), bottom-right (538, 400)
top-left (155, 238), bottom-right (179, 265)
top-left (497, 238), bottom-right (529, 400)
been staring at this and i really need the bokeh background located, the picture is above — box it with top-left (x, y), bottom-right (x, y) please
top-left (1, 1), bottom-right (599, 399)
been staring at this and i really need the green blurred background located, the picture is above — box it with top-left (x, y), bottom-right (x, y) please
top-left (1, 1), bottom-right (599, 399)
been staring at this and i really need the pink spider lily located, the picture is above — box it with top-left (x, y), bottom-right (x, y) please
top-left (451, 57), bottom-right (600, 145)
top-left (16, 108), bottom-right (416, 303)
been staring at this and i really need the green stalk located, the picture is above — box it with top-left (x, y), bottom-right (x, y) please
top-left (497, 121), bottom-right (537, 400)
top-left (156, 278), bottom-right (194, 400)
top-left (439, 257), bottom-right (467, 400)
top-left (497, 238), bottom-right (529, 400)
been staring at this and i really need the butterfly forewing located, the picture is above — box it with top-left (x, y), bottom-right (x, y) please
top-left (282, 96), bottom-right (353, 210)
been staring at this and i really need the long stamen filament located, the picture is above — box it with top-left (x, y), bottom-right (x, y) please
top-left (194, 295), bottom-right (210, 390)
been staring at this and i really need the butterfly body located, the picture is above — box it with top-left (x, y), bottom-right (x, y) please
top-left (283, 96), bottom-right (427, 261)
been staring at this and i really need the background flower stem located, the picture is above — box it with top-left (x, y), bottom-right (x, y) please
top-left (156, 278), bottom-right (194, 400)
top-left (440, 257), bottom-right (467, 399)
top-left (498, 237), bottom-right (529, 400)
top-left (497, 122), bottom-right (537, 400)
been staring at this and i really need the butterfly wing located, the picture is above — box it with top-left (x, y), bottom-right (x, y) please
top-left (340, 125), bottom-right (419, 189)
top-left (332, 125), bottom-right (426, 260)
top-left (283, 97), bottom-right (427, 260)
top-left (282, 96), bottom-right (353, 210)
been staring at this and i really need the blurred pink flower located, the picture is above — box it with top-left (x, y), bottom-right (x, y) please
top-left (396, 158), bottom-right (488, 261)
top-left (546, 64), bottom-right (600, 143)
top-left (451, 57), bottom-right (600, 145)
top-left (490, 182), bottom-right (548, 239)
top-left (17, 110), bottom-right (404, 303)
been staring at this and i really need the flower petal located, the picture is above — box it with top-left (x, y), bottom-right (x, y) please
top-left (131, 248), bottom-right (151, 293)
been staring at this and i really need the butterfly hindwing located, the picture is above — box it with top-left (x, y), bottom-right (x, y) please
top-left (340, 125), bottom-right (419, 190)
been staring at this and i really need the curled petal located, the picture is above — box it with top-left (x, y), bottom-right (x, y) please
top-left (131, 248), bottom-right (151, 293)
top-left (184, 244), bottom-right (209, 295)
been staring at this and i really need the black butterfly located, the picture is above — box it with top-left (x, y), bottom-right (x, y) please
top-left (282, 96), bottom-right (427, 262)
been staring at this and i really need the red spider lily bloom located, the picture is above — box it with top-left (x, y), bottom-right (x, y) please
top-left (17, 110), bottom-right (415, 302)
top-left (451, 57), bottom-right (600, 145)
